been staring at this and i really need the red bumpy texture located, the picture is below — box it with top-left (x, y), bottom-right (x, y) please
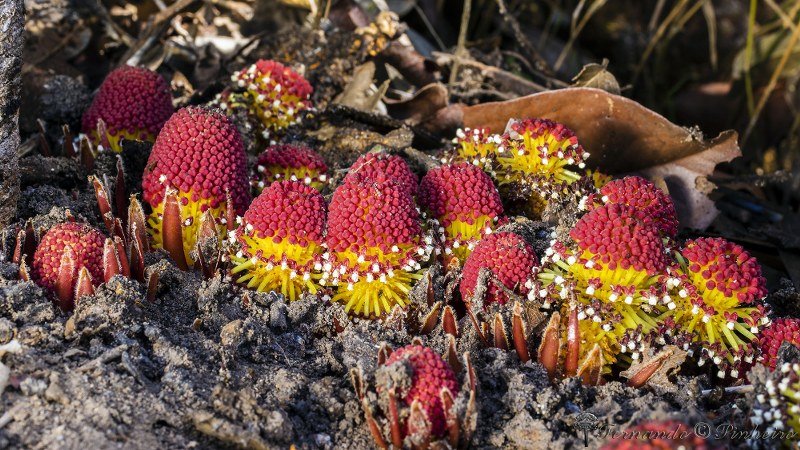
top-left (81, 65), bottom-right (173, 140)
top-left (599, 420), bottom-right (713, 450)
top-left (417, 162), bottom-right (503, 227)
top-left (243, 180), bottom-right (326, 245)
top-left (384, 345), bottom-right (460, 438)
top-left (758, 318), bottom-right (800, 371)
top-left (599, 176), bottom-right (679, 237)
top-left (257, 145), bottom-right (327, 175)
top-left (682, 237), bottom-right (768, 305)
top-left (31, 222), bottom-right (105, 292)
top-left (326, 174), bottom-right (421, 254)
top-left (460, 232), bottom-right (538, 306)
top-left (141, 106), bottom-right (251, 214)
top-left (570, 203), bottom-right (668, 274)
top-left (343, 153), bottom-right (418, 195)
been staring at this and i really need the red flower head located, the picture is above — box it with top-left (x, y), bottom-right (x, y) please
top-left (343, 153), bottom-right (418, 196)
top-left (82, 65), bottom-right (173, 152)
top-left (537, 204), bottom-right (671, 373)
top-left (142, 106), bottom-right (251, 265)
top-left (220, 59), bottom-right (313, 138)
top-left (231, 181), bottom-right (326, 301)
top-left (496, 118), bottom-right (588, 194)
top-left (460, 231), bottom-right (538, 307)
top-left (667, 237), bottom-right (770, 379)
top-left (451, 127), bottom-right (503, 172)
top-left (383, 345), bottom-right (460, 438)
top-left (323, 174), bottom-right (431, 318)
top-left (593, 176), bottom-right (679, 237)
top-left (758, 318), bottom-right (800, 371)
top-left (254, 144), bottom-right (328, 192)
top-left (32, 222), bottom-right (105, 311)
top-left (418, 162), bottom-right (504, 263)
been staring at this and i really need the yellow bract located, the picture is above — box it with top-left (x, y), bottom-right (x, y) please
top-left (230, 233), bottom-right (322, 302)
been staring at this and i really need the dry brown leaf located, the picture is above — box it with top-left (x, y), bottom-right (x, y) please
top-left (446, 87), bottom-right (741, 230)
top-left (385, 83), bottom-right (449, 126)
top-left (333, 61), bottom-right (388, 112)
top-left (571, 59), bottom-right (620, 95)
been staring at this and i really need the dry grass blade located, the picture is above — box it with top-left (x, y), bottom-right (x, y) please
top-left (633, 0), bottom-right (690, 84)
top-left (743, 11), bottom-right (800, 145)
top-left (553, 0), bottom-right (609, 72)
top-left (448, 0), bottom-right (471, 86)
top-left (701, 2), bottom-right (718, 70)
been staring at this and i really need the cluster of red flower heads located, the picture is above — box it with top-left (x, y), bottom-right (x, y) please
top-left (30, 59), bottom-right (800, 450)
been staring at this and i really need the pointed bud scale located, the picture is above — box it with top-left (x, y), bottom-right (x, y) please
top-left (31, 222), bottom-right (105, 311)
top-left (142, 106), bottom-right (250, 266)
top-left (81, 65), bottom-right (173, 152)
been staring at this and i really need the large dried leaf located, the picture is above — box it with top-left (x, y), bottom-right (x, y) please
top-left (453, 87), bottom-right (741, 230)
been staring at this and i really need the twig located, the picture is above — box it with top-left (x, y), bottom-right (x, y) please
top-left (434, 52), bottom-right (548, 96)
top-left (413, 4), bottom-right (446, 51)
top-left (743, 11), bottom-right (800, 145)
top-left (449, 0), bottom-right (472, 86)
top-left (0, 402), bottom-right (25, 429)
top-left (121, 0), bottom-right (199, 67)
top-left (76, 344), bottom-right (129, 373)
top-left (495, 0), bottom-right (552, 76)
top-left (700, 385), bottom-right (754, 396)
top-left (554, 0), bottom-right (609, 72)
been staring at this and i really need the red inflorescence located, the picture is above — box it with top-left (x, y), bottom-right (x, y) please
top-left (384, 345), bottom-right (460, 438)
top-left (242, 181), bottom-right (326, 245)
top-left (460, 231), bottom-right (538, 306)
top-left (254, 144), bottom-right (328, 191)
top-left (418, 162), bottom-right (504, 262)
top-left (221, 59), bottom-right (313, 137)
top-left (323, 173), bottom-right (429, 317)
top-left (596, 176), bottom-right (679, 237)
top-left (418, 162), bottom-right (503, 228)
top-left (599, 420), bottom-right (713, 450)
top-left (31, 222), bottom-right (105, 305)
top-left (231, 181), bottom-right (326, 300)
top-left (758, 318), bottom-right (800, 371)
top-left (682, 237), bottom-right (768, 305)
top-left (82, 65), bottom-right (173, 151)
top-left (343, 153), bottom-right (418, 195)
top-left (327, 175), bottom-right (421, 254)
top-left (142, 106), bottom-right (251, 214)
top-left (570, 203), bottom-right (668, 274)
